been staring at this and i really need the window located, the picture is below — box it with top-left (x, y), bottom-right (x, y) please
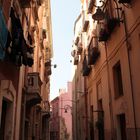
top-left (0, 0), bottom-right (4, 7)
top-left (97, 80), bottom-right (102, 100)
top-left (117, 114), bottom-right (127, 140)
top-left (28, 77), bottom-right (34, 86)
top-left (113, 61), bottom-right (124, 98)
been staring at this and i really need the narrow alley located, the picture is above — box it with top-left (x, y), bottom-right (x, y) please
top-left (0, 0), bottom-right (140, 140)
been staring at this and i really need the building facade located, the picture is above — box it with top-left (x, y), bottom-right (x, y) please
top-left (59, 82), bottom-right (72, 140)
top-left (50, 97), bottom-right (60, 140)
top-left (50, 82), bottom-right (73, 140)
top-left (0, 0), bottom-right (53, 140)
top-left (72, 0), bottom-right (140, 140)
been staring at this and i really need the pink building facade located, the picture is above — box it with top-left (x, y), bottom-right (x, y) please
top-left (59, 82), bottom-right (72, 140)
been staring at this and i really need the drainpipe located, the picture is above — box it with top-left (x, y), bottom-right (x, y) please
top-left (0, 81), bottom-right (2, 127)
top-left (75, 72), bottom-right (78, 140)
top-left (104, 44), bottom-right (114, 140)
top-left (13, 66), bottom-right (25, 140)
top-left (84, 77), bottom-right (88, 140)
top-left (75, 75), bottom-right (77, 140)
top-left (122, 11), bottom-right (138, 140)
top-left (21, 91), bottom-right (26, 140)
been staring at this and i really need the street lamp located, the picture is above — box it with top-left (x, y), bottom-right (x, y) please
top-left (92, 7), bottom-right (105, 21)
top-left (63, 105), bottom-right (72, 113)
top-left (60, 100), bottom-right (76, 113)
top-left (45, 60), bottom-right (57, 68)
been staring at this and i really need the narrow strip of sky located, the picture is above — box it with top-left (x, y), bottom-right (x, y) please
top-left (50, 0), bottom-right (81, 100)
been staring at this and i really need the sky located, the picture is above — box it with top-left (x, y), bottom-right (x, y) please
top-left (50, 0), bottom-right (81, 100)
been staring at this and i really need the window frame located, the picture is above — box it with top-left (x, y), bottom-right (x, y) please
top-left (113, 60), bottom-right (124, 99)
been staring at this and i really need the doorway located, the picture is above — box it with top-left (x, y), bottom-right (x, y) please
top-left (0, 98), bottom-right (13, 140)
top-left (0, 100), bottom-right (9, 140)
top-left (117, 114), bottom-right (127, 140)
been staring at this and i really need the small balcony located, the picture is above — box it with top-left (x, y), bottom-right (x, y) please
top-left (77, 43), bottom-right (83, 55)
top-left (98, 17), bottom-right (119, 42)
top-left (98, 28), bottom-right (109, 42)
top-left (75, 36), bottom-right (79, 46)
top-left (32, 4), bottom-right (39, 21)
top-left (107, 18), bottom-right (119, 34)
top-left (25, 72), bottom-right (42, 106)
top-left (88, 47), bottom-right (100, 65)
top-left (45, 66), bottom-right (52, 76)
top-left (71, 50), bottom-right (76, 57)
top-left (37, 0), bottom-right (43, 6)
top-left (19, 0), bottom-right (31, 8)
top-left (45, 60), bottom-right (51, 67)
top-left (88, 0), bottom-right (94, 13)
top-left (82, 56), bottom-right (91, 76)
top-left (45, 60), bottom-right (52, 76)
top-left (42, 101), bottom-right (51, 118)
top-left (74, 55), bottom-right (79, 65)
top-left (42, 29), bottom-right (47, 39)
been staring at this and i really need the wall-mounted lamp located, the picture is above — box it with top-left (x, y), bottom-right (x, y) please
top-left (52, 64), bottom-right (57, 68)
top-left (63, 104), bottom-right (72, 113)
top-left (90, 0), bottom-right (105, 21)
top-left (92, 7), bottom-right (105, 21)
top-left (91, 0), bottom-right (124, 23)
